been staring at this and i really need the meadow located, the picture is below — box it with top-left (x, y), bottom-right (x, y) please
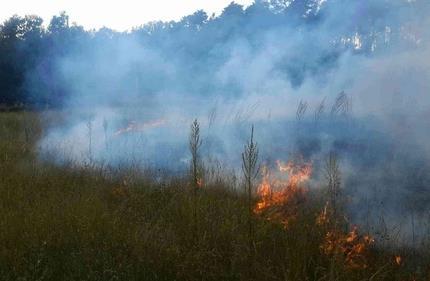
top-left (0, 110), bottom-right (428, 281)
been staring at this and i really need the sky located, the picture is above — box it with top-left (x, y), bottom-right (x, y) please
top-left (0, 0), bottom-right (254, 31)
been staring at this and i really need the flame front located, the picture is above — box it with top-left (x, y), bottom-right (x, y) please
top-left (254, 159), bottom-right (312, 227)
top-left (320, 226), bottom-right (374, 269)
top-left (114, 118), bottom-right (166, 136)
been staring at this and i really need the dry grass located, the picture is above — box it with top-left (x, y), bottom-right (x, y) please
top-left (0, 111), bottom-right (428, 281)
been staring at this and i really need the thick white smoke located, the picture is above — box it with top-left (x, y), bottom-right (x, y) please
top-left (33, 0), bottom-right (430, 243)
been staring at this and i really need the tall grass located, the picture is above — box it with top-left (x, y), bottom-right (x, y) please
top-left (0, 111), bottom-right (428, 280)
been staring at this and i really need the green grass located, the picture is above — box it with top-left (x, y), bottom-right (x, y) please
top-left (0, 111), bottom-right (427, 280)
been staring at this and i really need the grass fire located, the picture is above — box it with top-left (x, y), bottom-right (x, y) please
top-left (254, 160), bottom-right (311, 228)
top-left (1, 0), bottom-right (430, 280)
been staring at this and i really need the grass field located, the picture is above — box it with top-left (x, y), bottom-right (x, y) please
top-left (0, 111), bottom-right (428, 281)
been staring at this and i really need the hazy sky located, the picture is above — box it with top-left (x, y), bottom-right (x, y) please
top-left (0, 0), bottom-right (254, 31)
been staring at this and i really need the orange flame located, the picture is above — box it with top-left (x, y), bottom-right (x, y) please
top-left (395, 255), bottom-right (402, 266)
top-left (316, 201), bottom-right (330, 226)
top-left (114, 119), bottom-right (166, 136)
top-left (320, 226), bottom-right (374, 269)
top-left (254, 160), bottom-right (312, 227)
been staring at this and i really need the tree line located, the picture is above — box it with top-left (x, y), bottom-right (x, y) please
top-left (0, 0), bottom-right (425, 108)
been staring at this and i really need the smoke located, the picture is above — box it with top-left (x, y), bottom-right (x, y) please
top-left (30, 0), bottom-right (430, 243)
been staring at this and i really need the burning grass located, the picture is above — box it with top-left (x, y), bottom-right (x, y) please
top-left (254, 159), bottom-right (374, 271)
top-left (254, 160), bottom-right (311, 228)
top-left (0, 111), bottom-right (429, 281)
